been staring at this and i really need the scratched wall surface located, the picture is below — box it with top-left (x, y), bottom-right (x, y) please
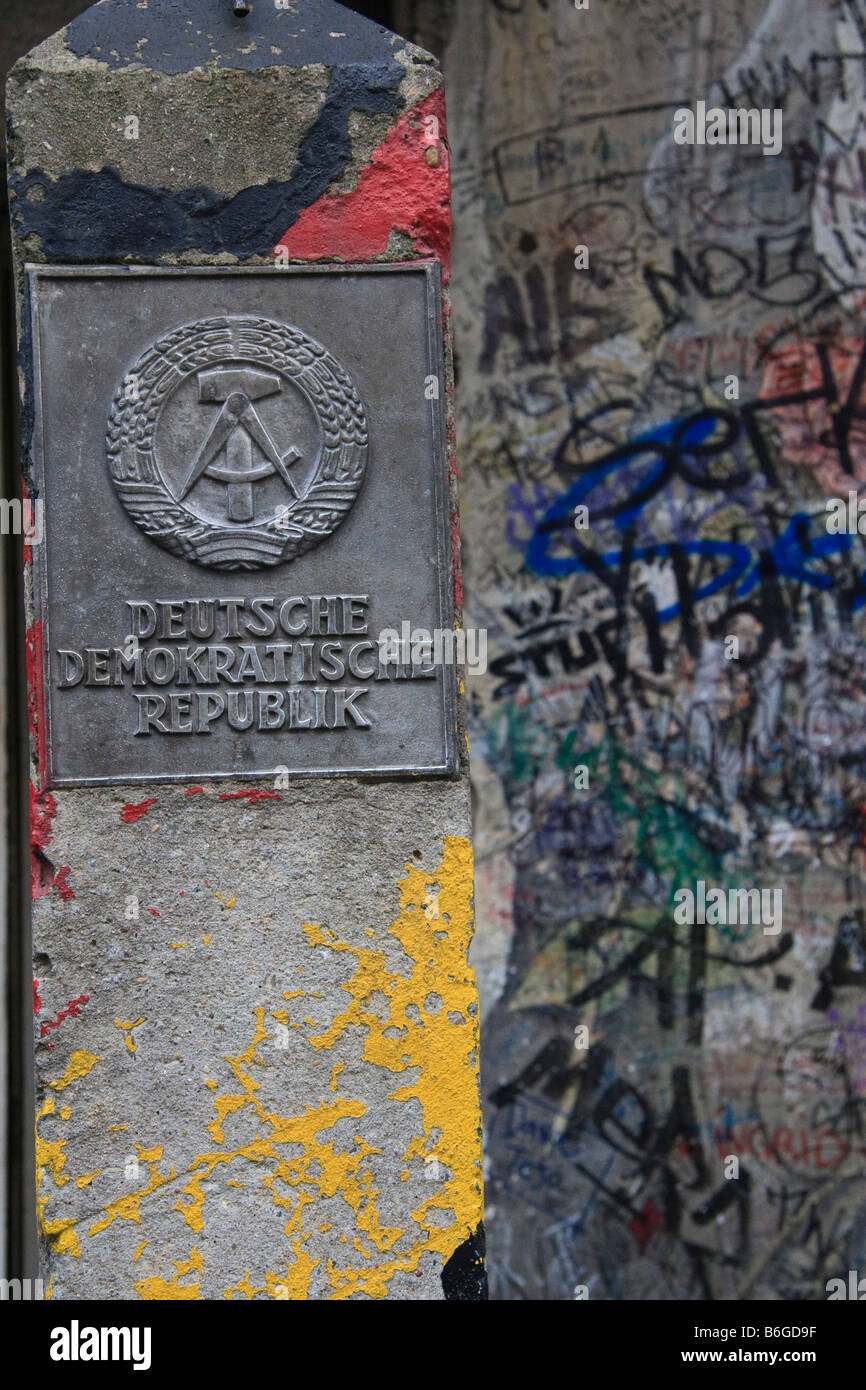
top-left (11, 0), bottom-right (484, 1300)
top-left (396, 0), bottom-right (866, 1299)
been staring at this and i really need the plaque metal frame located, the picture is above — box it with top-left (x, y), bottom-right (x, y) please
top-left (26, 262), bottom-right (458, 786)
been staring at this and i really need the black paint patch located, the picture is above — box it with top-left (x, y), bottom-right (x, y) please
top-left (66, 0), bottom-right (402, 75)
top-left (441, 1223), bottom-right (488, 1300)
top-left (8, 62), bottom-right (402, 262)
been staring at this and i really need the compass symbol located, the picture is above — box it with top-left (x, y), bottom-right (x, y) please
top-left (107, 314), bottom-right (368, 571)
top-left (177, 367), bottom-right (303, 523)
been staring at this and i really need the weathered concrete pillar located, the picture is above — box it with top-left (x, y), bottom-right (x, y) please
top-left (8, 0), bottom-right (484, 1301)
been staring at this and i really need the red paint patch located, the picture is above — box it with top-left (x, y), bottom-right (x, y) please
top-left (120, 798), bottom-right (159, 823)
top-left (27, 609), bottom-right (56, 896)
top-left (218, 789), bottom-right (281, 804)
top-left (30, 789), bottom-right (57, 848)
top-left (39, 992), bottom-right (90, 1039)
top-left (33, 979), bottom-right (42, 1015)
top-left (628, 1199), bottom-right (663, 1252)
top-left (146, 908), bottom-right (161, 917)
top-left (26, 619), bottom-right (47, 784)
top-left (275, 90), bottom-right (451, 269)
top-left (32, 848), bottom-right (55, 900)
top-left (186, 787), bottom-right (204, 796)
top-left (30, 783), bottom-right (58, 900)
top-left (451, 515), bottom-right (463, 609)
top-left (53, 865), bottom-right (75, 901)
top-left (274, 91), bottom-right (463, 611)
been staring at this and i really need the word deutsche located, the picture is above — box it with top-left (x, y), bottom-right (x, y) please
top-left (125, 595), bottom-right (369, 641)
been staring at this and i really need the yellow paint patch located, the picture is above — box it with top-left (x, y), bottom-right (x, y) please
top-left (170, 941), bottom-right (187, 949)
top-left (202, 935), bottom-right (212, 947)
top-left (36, 838), bottom-right (482, 1300)
top-left (224, 1270), bottom-right (264, 1299)
top-left (42, 1216), bottom-right (81, 1257)
top-left (135, 1248), bottom-right (202, 1300)
top-left (48, 1050), bottom-right (100, 1092)
top-left (76, 1171), bottom-right (100, 1188)
top-left (300, 835), bottom-right (483, 1297)
top-left (60, 1106), bottom-right (71, 1121)
top-left (108, 1124), bottom-right (128, 1132)
top-left (114, 1017), bottom-right (146, 1054)
top-left (89, 1145), bottom-right (175, 1236)
top-left (35, 1091), bottom-right (87, 1258)
top-left (36, 1097), bottom-right (68, 1195)
top-left (133, 1240), bottom-right (148, 1262)
top-left (175, 1172), bottom-right (206, 1233)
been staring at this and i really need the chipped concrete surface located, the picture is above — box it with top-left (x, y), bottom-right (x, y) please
top-left (34, 782), bottom-right (481, 1300)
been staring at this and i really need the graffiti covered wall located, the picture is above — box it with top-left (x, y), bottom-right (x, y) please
top-left (395, 0), bottom-right (866, 1298)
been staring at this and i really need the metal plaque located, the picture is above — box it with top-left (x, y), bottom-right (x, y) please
top-left (27, 264), bottom-right (457, 785)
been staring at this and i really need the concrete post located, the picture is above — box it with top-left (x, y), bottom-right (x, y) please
top-left (8, 0), bottom-right (484, 1301)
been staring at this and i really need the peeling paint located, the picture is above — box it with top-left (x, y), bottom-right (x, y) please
top-left (30, 781), bottom-right (57, 901)
top-left (36, 837), bottom-right (482, 1299)
top-left (276, 89), bottom-right (449, 267)
top-left (135, 1248), bottom-right (201, 1300)
top-left (114, 1017), bottom-right (146, 1055)
top-left (39, 994), bottom-right (90, 1041)
top-left (90, 1145), bottom-right (176, 1237)
top-left (120, 797), bottom-right (158, 823)
top-left (35, 1055), bottom-right (104, 1262)
top-left (53, 865), bottom-right (75, 901)
top-left (9, 62), bottom-right (405, 262)
top-left (48, 1050), bottom-right (100, 1092)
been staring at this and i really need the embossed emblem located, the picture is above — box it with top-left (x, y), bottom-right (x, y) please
top-left (107, 316), bottom-right (369, 570)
